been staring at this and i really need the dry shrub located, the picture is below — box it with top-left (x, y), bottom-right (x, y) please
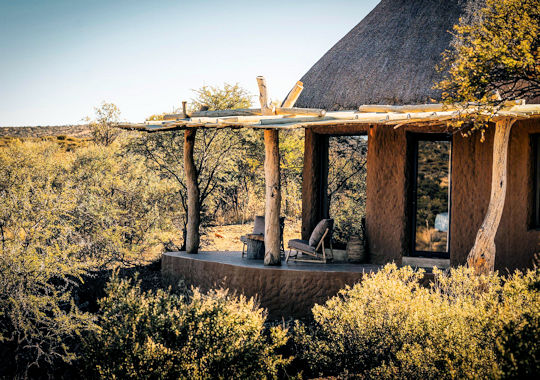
top-left (294, 264), bottom-right (540, 379)
top-left (82, 274), bottom-right (290, 379)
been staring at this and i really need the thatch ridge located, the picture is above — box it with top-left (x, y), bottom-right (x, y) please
top-left (296, 0), bottom-right (471, 109)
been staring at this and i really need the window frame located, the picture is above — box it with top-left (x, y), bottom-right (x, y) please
top-left (407, 133), bottom-right (453, 259)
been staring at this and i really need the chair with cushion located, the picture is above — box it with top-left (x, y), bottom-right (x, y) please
top-left (241, 216), bottom-right (286, 257)
top-left (286, 219), bottom-right (334, 263)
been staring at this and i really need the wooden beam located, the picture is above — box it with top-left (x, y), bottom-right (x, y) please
top-left (184, 128), bottom-right (200, 254)
top-left (467, 118), bottom-right (516, 273)
top-left (165, 109), bottom-right (262, 119)
top-left (275, 107), bottom-right (326, 117)
top-left (257, 76), bottom-right (274, 116)
top-left (358, 104), bottom-right (454, 113)
top-left (281, 81), bottom-right (304, 108)
top-left (260, 116), bottom-right (330, 125)
top-left (191, 108), bottom-right (262, 117)
top-left (264, 128), bottom-right (281, 265)
top-left (163, 114), bottom-right (185, 120)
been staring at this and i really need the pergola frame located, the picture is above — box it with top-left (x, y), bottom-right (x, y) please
top-left (118, 77), bottom-right (540, 271)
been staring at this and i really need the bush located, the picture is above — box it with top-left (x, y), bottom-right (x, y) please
top-left (0, 139), bottom-right (179, 268)
top-left (83, 275), bottom-right (290, 379)
top-left (0, 245), bottom-right (93, 378)
top-left (294, 264), bottom-right (540, 379)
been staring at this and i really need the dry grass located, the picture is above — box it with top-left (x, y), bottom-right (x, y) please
top-left (201, 219), bottom-right (302, 252)
top-left (415, 226), bottom-right (447, 252)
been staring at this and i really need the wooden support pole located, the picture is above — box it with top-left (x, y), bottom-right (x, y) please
top-left (281, 81), bottom-right (304, 108)
top-left (264, 128), bottom-right (281, 265)
top-left (182, 101), bottom-right (188, 117)
top-left (257, 76), bottom-right (281, 265)
top-left (257, 76), bottom-right (274, 116)
top-left (467, 118), bottom-right (516, 273)
top-left (184, 128), bottom-right (200, 253)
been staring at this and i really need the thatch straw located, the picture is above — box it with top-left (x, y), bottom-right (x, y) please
top-left (296, 0), bottom-right (475, 110)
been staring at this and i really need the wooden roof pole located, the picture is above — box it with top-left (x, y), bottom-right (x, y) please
top-left (281, 81), bottom-right (304, 108)
top-left (257, 76), bottom-right (281, 265)
top-left (467, 117), bottom-right (516, 273)
top-left (182, 101), bottom-right (188, 118)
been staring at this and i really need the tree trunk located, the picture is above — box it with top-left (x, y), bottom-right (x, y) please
top-left (184, 128), bottom-right (200, 254)
top-left (467, 118), bottom-right (515, 274)
top-left (264, 129), bottom-right (281, 266)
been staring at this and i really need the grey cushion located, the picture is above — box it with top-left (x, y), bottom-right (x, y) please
top-left (308, 219), bottom-right (334, 247)
top-left (288, 239), bottom-right (315, 254)
top-left (253, 216), bottom-right (265, 235)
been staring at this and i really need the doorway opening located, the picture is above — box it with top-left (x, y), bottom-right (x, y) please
top-left (327, 134), bottom-right (368, 249)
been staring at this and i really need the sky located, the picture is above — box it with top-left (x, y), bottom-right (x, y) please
top-left (0, 0), bottom-right (379, 126)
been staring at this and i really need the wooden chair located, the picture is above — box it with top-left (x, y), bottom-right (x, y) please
top-left (286, 219), bottom-right (334, 263)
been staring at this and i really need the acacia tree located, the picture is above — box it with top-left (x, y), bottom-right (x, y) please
top-left (129, 84), bottom-right (252, 252)
top-left (90, 102), bottom-right (121, 146)
top-left (438, 0), bottom-right (539, 273)
top-left (184, 83), bottom-right (252, 252)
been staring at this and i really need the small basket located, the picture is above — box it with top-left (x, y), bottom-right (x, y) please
top-left (346, 217), bottom-right (368, 263)
top-left (347, 237), bottom-right (366, 263)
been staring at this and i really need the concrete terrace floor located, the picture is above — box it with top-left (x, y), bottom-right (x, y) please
top-left (165, 251), bottom-right (382, 272)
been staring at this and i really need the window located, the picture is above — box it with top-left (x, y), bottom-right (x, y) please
top-left (532, 134), bottom-right (540, 228)
top-left (409, 134), bottom-right (452, 259)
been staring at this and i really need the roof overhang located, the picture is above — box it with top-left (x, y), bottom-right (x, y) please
top-left (117, 102), bottom-right (540, 133)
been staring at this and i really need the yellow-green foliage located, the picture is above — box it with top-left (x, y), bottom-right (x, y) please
top-left (0, 138), bottom-right (179, 267)
top-left (89, 102), bottom-right (122, 146)
top-left (190, 82), bottom-right (252, 112)
top-left (294, 264), bottom-right (540, 379)
top-left (437, 0), bottom-right (539, 132)
top-left (83, 275), bottom-right (290, 379)
top-left (328, 136), bottom-right (367, 246)
top-left (0, 238), bottom-right (94, 378)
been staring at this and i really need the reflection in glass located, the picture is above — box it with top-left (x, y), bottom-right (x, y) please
top-left (414, 140), bottom-right (450, 253)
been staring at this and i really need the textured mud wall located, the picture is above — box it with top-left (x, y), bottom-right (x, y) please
top-left (302, 121), bottom-right (539, 270)
top-left (365, 125), bottom-right (407, 265)
top-left (162, 254), bottom-right (365, 319)
top-left (451, 119), bottom-right (540, 270)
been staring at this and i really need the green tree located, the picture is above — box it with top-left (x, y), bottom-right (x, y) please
top-left (0, 142), bottom-right (94, 378)
top-left (190, 83), bottom-right (252, 112)
top-left (327, 136), bottom-right (368, 246)
top-left (129, 83), bottom-right (253, 250)
top-left (437, 0), bottom-right (540, 273)
top-left (438, 0), bottom-right (539, 127)
top-left (0, 139), bottom-right (177, 267)
top-left (89, 102), bottom-right (121, 146)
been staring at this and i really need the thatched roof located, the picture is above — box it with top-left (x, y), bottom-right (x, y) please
top-left (296, 0), bottom-right (473, 109)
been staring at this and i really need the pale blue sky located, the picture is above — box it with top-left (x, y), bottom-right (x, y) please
top-left (0, 0), bottom-right (379, 126)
